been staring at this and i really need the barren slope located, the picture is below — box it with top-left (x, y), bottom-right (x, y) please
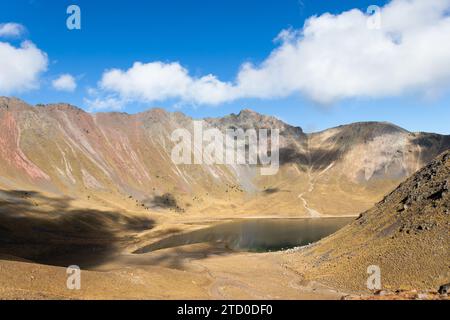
top-left (284, 150), bottom-right (450, 292)
top-left (1, 97), bottom-right (448, 218)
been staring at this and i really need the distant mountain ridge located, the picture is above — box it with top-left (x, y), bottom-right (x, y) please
top-left (0, 97), bottom-right (449, 217)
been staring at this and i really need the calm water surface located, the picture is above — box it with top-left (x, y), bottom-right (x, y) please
top-left (135, 217), bottom-right (354, 253)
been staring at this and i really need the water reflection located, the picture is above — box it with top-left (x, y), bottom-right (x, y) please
top-left (135, 217), bottom-right (353, 253)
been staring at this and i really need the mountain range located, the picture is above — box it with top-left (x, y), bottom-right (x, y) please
top-left (0, 97), bottom-right (449, 299)
top-left (1, 96), bottom-right (449, 218)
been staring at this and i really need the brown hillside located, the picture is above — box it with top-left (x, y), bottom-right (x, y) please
top-left (284, 150), bottom-right (450, 292)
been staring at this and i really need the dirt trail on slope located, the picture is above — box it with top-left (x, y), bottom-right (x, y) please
top-left (296, 135), bottom-right (336, 218)
top-left (298, 170), bottom-right (322, 218)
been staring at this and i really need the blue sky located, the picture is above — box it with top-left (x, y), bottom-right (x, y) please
top-left (0, 0), bottom-right (449, 134)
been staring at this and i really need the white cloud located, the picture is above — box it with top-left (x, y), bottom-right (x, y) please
top-left (0, 23), bottom-right (25, 38)
top-left (0, 40), bottom-right (48, 94)
top-left (235, 0), bottom-right (450, 103)
top-left (84, 95), bottom-right (125, 112)
top-left (89, 0), bottom-right (450, 109)
top-left (52, 74), bottom-right (77, 92)
top-left (96, 62), bottom-right (235, 105)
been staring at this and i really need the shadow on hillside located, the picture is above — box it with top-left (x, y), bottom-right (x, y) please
top-left (279, 146), bottom-right (342, 171)
top-left (263, 188), bottom-right (280, 195)
top-left (410, 134), bottom-right (450, 164)
top-left (150, 193), bottom-right (178, 209)
top-left (0, 189), bottom-right (154, 269)
top-left (121, 244), bottom-right (233, 270)
top-left (147, 193), bottom-right (185, 213)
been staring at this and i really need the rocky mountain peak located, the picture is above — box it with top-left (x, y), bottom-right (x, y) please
top-left (0, 97), bottom-right (31, 110)
top-left (205, 108), bottom-right (304, 136)
top-left (37, 103), bottom-right (85, 114)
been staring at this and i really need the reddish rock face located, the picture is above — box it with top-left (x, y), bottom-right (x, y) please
top-left (0, 110), bottom-right (49, 181)
top-left (0, 97), bottom-right (448, 216)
